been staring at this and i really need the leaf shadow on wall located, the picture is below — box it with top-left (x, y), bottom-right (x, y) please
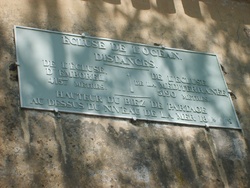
top-left (156, 0), bottom-right (176, 14)
top-left (6, 0), bottom-right (250, 187)
top-left (103, 0), bottom-right (121, 4)
top-left (131, 0), bottom-right (150, 10)
top-left (181, 0), bottom-right (202, 18)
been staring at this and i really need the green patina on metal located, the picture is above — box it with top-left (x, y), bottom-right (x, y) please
top-left (15, 26), bottom-right (241, 129)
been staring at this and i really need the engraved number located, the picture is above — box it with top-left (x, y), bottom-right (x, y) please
top-left (48, 77), bottom-right (68, 85)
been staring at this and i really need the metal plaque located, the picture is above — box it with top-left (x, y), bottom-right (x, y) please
top-left (15, 26), bottom-right (241, 129)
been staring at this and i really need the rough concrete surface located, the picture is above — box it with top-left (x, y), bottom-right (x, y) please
top-left (0, 0), bottom-right (250, 187)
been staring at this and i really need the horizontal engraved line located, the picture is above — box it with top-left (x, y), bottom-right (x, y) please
top-left (104, 63), bottom-right (149, 71)
top-left (112, 53), bottom-right (136, 57)
top-left (115, 94), bottom-right (151, 99)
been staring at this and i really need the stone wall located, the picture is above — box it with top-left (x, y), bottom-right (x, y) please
top-left (0, 0), bottom-right (250, 187)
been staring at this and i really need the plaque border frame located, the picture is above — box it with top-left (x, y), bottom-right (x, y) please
top-left (14, 26), bottom-right (241, 130)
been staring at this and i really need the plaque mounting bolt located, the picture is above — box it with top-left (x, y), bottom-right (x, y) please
top-left (54, 108), bottom-right (61, 118)
top-left (81, 32), bottom-right (89, 38)
top-left (205, 123), bottom-right (209, 130)
top-left (228, 89), bottom-right (237, 99)
top-left (153, 43), bottom-right (166, 49)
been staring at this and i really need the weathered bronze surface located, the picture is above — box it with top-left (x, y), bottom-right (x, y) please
top-left (15, 26), bottom-right (240, 129)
